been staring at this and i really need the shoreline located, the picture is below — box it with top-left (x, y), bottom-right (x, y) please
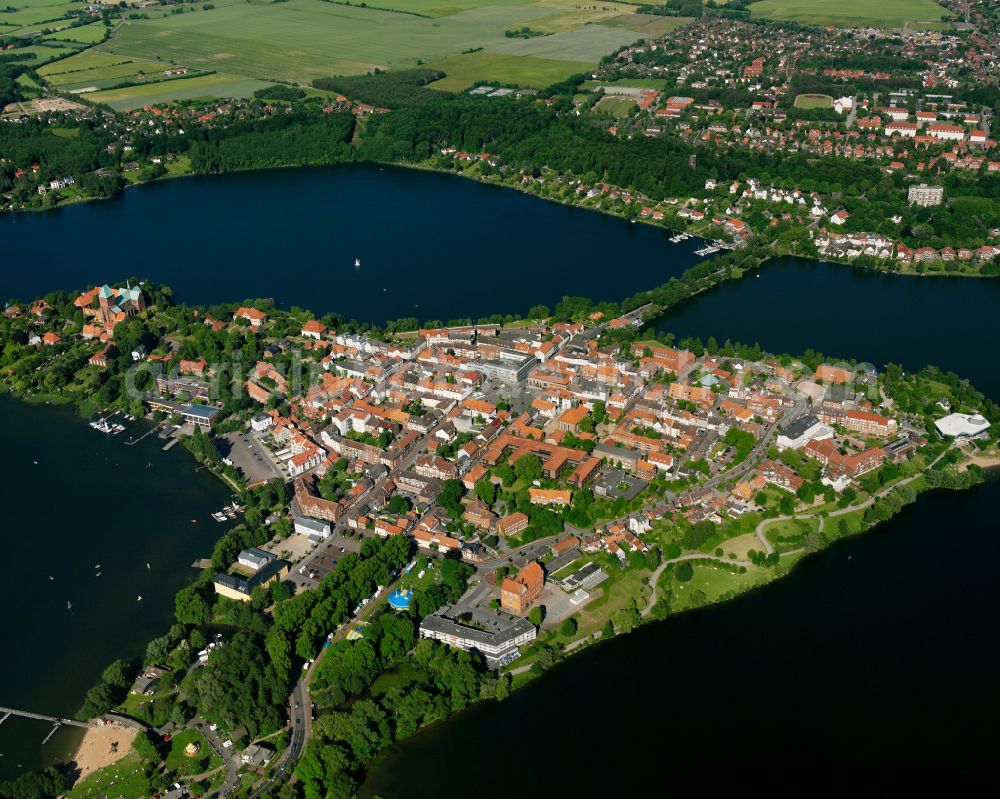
top-left (6, 158), bottom-right (997, 281)
top-left (68, 725), bottom-right (138, 783)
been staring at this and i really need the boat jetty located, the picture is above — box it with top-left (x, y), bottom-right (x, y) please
top-left (89, 410), bottom-right (127, 435)
top-left (211, 500), bottom-right (246, 522)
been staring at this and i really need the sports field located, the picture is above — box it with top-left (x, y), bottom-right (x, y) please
top-left (750, 0), bottom-right (952, 28)
top-left (593, 95), bottom-right (636, 118)
top-left (794, 93), bottom-right (832, 109)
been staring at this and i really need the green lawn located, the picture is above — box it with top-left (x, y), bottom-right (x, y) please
top-left (427, 50), bottom-right (590, 91)
top-left (671, 562), bottom-right (765, 610)
top-left (761, 517), bottom-right (818, 551)
top-left (66, 754), bottom-right (152, 799)
top-left (574, 567), bottom-right (650, 637)
top-left (164, 729), bottom-right (222, 777)
top-left (750, 0), bottom-right (952, 28)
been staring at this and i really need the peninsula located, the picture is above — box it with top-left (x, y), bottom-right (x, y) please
top-left (0, 273), bottom-right (996, 799)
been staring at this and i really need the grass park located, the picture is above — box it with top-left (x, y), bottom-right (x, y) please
top-left (750, 0), bottom-right (953, 28)
top-left (794, 92), bottom-right (833, 110)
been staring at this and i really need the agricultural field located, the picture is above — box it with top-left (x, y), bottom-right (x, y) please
top-left (426, 51), bottom-right (590, 91)
top-left (43, 21), bottom-right (109, 45)
top-left (0, 41), bottom-right (78, 67)
top-left (489, 23), bottom-right (637, 61)
top-left (348, 0), bottom-right (536, 14)
top-left (39, 50), bottom-right (193, 93)
top-left (84, 73), bottom-right (270, 110)
top-left (750, 0), bottom-right (952, 28)
top-left (0, 0), bottom-right (80, 36)
top-left (96, 0), bottom-right (667, 88)
top-left (794, 92), bottom-right (833, 109)
top-left (603, 12), bottom-right (693, 37)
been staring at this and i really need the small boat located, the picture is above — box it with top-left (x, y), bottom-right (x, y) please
top-left (95, 572), bottom-right (102, 577)
top-left (94, 564), bottom-right (101, 569)
top-left (146, 563), bottom-right (151, 570)
top-left (66, 601), bottom-right (72, 610)
top-left (48, 575), bottom-right (54, 581)
top-left (137, 595), bottom-right (143, 601)
top-left (354, 258), bottom-right (361, 269)
top-left (33, 460), bottom-right (38, 465)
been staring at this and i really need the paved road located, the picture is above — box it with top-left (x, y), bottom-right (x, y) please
top-left (245, 679), bottom-right (308, 799)
top-left (200, 723), bottom-right (241, 798)
top-left (753, 444), bottom-right (954, 555)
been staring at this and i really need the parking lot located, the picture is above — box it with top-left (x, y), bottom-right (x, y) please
top-left (221, 431), bottom-right (285, 483)
top-left (288, 533), bottom-right (361, 591)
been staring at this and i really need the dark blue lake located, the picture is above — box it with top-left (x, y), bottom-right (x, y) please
top-left (1, 163), bottom-right (705, 323)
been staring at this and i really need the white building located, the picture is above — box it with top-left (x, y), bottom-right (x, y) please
top-left (251, 412), bottom-right (273, 433)
top-left (294, 515), bottom-right (331, 539)
top-left (935, 413), bottom-right (990, 438)
top-left (776, 415), bottom-right (835, 451)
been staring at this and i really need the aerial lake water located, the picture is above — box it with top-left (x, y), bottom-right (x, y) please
top-left (1, 163), bottom-right (706, 323)
top-left (0, 397), bottom-right (232, 779)
top-left (1, 164), bottom-right (997, 789)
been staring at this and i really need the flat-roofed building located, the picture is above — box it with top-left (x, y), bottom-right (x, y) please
top-left (419, 608), bottom-right (536, 668)
top-left (907, 183), bottom-right (944, 207)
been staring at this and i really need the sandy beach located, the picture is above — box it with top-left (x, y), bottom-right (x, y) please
top-left (70, 725), bottom-right (137, 781)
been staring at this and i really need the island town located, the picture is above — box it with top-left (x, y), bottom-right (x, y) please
top-left (1, 0), bottom-right (999, 796)
top-left (0, 275), bottom-right (996, 799)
